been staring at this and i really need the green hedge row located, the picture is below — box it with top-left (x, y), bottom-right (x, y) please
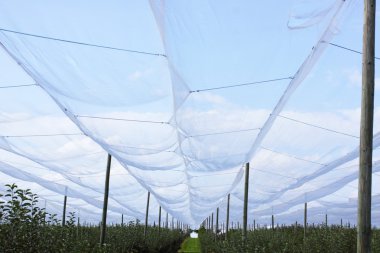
top-left (0, 183), bottom-right (185, 253)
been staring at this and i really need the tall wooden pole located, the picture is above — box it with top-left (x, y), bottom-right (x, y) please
top-left (358, 0), bottom-right (376, 252)
top-left (44, 199), bottom-right (47, 224)
top-left (121, 213), bottom-right (124, 226)
top-left (226, 193), bottom-right (230, 240)
top-left (215, 207), bottom-right (219, 241)
top-left (304, 202), bottom-right (307, 241)
top-left (166, 212), bottom-right (168, 229)
top-left (100, 154), bottom-right (112, 246)
top-left (272, 214), bottom-right (275, 230)
top-left (211, 213), bottom-right (214, 233)
top-left (325, 213), bottom-right (328, 227)
top-left (77, 216), bottom-right (80, 238)
top-left (144, 191), bottom-right (150, 239)
top-left (158, 206), bottom-right (162, 235)
top-left (243, 163), bottom-right (250, 243)
top-left (62, 189), bottom-right (67, 226)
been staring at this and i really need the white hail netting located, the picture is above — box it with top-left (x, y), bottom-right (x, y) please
top-left (0, 0), bottom-right (379, 227)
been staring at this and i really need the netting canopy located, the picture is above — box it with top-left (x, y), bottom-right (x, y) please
top-left (0, 0), bottom-right (379, 227)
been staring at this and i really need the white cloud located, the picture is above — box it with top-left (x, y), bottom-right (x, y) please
top-left (348, 69), bottom-right (361, 87)
top-left (128, 70), bottom-right (143, 81)
top-left (346, 68), bottom-right (380, 91)
top-left (191, 92), bottom-right (228, 105)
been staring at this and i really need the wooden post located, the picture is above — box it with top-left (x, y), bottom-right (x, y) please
top-left (215, 207), bottom-right (219, 241)
top-left (100, 154), bottom-right (112, 246)
top-left (76, 216), bottom-right (80, 238)
top-left (62, 191), bottom-right (67, 226)
top-left (166, 212), bottom-right (168, 229)
top-left (243, 162), bottom-right (249, 243)
top-left (358, 1), bottom-right (376, 252)
top-left (253, 219), bottom-right (256, 231)
top-left (272, 215), bottom-right (274, 230)
top-left (325, 213), bottom-right (328, 227)
top-left (121, 214), bottom-right (124, 226)
top-left (144, 191), bottom-right (150, 239)
top-left (158, 206), bottom-right (162, 235)
top-left (43, 199), bottom-right (47, 225)
top-left (226, 193), bottom-right (230, 240)
top-left (304, 202), bottom-right (307, 241)
top-left (211, 213), bottom-right (214, 233)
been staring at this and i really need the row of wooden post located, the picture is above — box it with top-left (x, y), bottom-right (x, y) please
top-left (61, 124), bottom-right (373, 249)
top-left (206, 2), bottom-right (376, 252)
top-left (59, 152), bottom-right (372, 250)
top-left (60, 155), bottom-right (186, 246)
top-left (201, 3), bottom-right (376, 248)
top-left (204, 161), bottom-right (370, 249)
top-left (57, 1), bottom-right (374, 252)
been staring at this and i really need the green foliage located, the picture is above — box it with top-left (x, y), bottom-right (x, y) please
top-left (0, 183), bottom-right (185, 253)
top-left (199, 225), bottom-right (380, 253)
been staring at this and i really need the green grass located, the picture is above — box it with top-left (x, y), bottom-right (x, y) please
top-left (178, 237), bottom-right (201, 253)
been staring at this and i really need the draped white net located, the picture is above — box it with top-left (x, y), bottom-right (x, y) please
top-left (0, 0), bottom-right (379, 227)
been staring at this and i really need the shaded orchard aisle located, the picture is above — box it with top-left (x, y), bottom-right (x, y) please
top-left (178, 237), bottom-right (201, 253)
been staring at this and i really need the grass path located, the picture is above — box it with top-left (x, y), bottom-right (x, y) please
top-left (178, 237), bottom-right (201, 253)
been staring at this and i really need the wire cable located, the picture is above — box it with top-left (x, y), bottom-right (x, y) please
top-left (1, 133), bottom-right (84, 138)
top-left (190, 170), bottom-right (241, 178)
top-left (0, 28), bottom-right (166, 57)
top-left (188, 128), bottom-right (260, 138)
top-left (117, 145), bottom-right (175, 153)
top-left (189, 76), bottom-right (293, 93)
top-left (254, 168), bottom-right (297, 180)
top-left (261, 146), bottom-right (327, 166)
top-left (75, 115), bottom-right (169, 124)
top-left (0, 83), bottom-right (38, 89)
top-left (277, 114), bottom-right (359, 139)
top-left (328, 42), bottom-right (380, 60)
